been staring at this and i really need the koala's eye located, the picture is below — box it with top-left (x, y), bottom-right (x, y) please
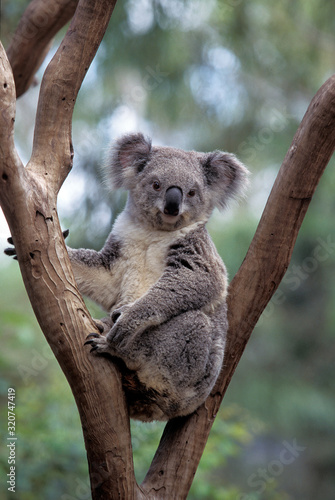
top-left (152, 181), bottom-right (161, 191)
top-left (188, 189), bottom-right (196, 197)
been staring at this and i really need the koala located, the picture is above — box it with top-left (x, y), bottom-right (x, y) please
top-left (6, 133), bottom-right (249, 422)
top-left (67, 133), bottom-right (249, 421)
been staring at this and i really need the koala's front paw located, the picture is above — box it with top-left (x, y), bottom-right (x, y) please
top-left (84, 333), bottom-right (111, 355)
top-left (111, 304), bottom-right (132, 323)
top-left (109, 305), bottom-right (137, 348)
top-left (110, 303), bottom-right (159, 349)
top-left (109, 320), bottom-right (130, 350)
top-left (94, 316), bottom-right (114, 335)
top-left (4, 237), bottom-right (17, 260)
top-left (84, 313), bottom-right (118, 355)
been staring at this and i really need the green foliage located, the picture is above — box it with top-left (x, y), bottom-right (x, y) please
top-left (1, 1), bottom-right (335, 499)
top-left (188, 406), bottom-right (262, 500)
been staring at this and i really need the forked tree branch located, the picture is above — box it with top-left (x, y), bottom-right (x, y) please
top-left (1, 2), bottom-right (146, 500)
top-left (7, 0), bottom-right (79, 98)
top-left (1, 1), bottom-right (335, 499)
top-left (141, 75), bottom-right (335, 498)
top-left (28, 0), bottom-right (118, 192)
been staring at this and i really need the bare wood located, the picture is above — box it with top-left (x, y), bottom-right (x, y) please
top-left (141, 74), bottom-right (335, 498)
top-left (2, 0), bottom-right (335, 497)
top-left (0, 49), bottom-right (22, 169)
top-left (0, 1), bottom-right (148, 497)
top-left (6, 0), bottom-right (78, 98)
top-left (28, 0), bottom-right (118, 193)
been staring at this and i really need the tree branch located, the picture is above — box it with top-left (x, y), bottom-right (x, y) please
top-left (6, 0), bottom-right (78, 98)
top-left (28, 0), bottom-right (118, 193)
top-left (0, 44), bottom-right (26, 221)
top-left (1, 1), bottom-right (148, 498)
top-left (141, 74), bottom-right (335, 498)
top-left (3, 0), bottom-right (335, 497)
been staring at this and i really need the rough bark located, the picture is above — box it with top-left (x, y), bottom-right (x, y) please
top-left (1, 2), bottom-right (145, 499)
top-left (7, 0), bottom-right (79, 97)
top-left (141, 74), bottom-right (335, 498)
top-left (1, 1), bottom-right (335, 499)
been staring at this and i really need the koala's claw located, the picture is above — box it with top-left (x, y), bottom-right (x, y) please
top-left (93, 319), bottom-right (106, 334)
top-left (111, 310), bottom-right (122, 323)
top-left (84, 332), bottom-right (109, 354)
top-left (88, 343), bottom-right (100, 353)
top-left (84, 333), bottom-right (100, 346)
top-left (4, 237), bottom-right (17, 260)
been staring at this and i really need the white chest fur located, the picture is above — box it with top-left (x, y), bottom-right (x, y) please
top-left (71, 214), bottom-right (203, 312)
top-left (107, 213), bottom-right (200, 310)
top-left (113, 228), bottom-right (168, 307)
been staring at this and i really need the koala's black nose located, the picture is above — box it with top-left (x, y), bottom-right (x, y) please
top-left (164, 186), bottom-right (183, 216)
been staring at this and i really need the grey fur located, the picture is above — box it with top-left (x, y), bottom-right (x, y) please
top-left (68, 133), bottom-right (249, 421)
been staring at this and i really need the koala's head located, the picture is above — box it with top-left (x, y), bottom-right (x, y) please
top-left (109, 133), bottom-right (249, 231)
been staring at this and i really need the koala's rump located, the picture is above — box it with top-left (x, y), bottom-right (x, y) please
top-left (121, 307), bottom-right (227, 421)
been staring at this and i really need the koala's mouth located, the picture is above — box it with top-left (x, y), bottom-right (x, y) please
top-left (161, 212), bottom-right (180, 224)
top-left (156, 210), bottom-right (183, 229)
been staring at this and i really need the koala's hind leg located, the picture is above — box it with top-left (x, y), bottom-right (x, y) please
top-left (126, 310), bottom-right (226, 418)
top-left (85, 310), bottom-right (226, 419)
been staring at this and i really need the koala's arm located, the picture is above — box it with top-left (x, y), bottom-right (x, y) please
top-left (112, 227), bottom-right (227, 338)
top-left (67, 234), bottom-right (120, 303)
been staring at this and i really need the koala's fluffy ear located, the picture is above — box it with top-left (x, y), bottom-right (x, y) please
top-left (201, 151), bottom-right (249, 210)
top-left (109, 133), bottom-right (152, 189)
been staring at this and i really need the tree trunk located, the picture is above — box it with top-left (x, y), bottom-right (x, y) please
top-left (1, 1), bottom-right (143, 499)
top-left (1, 1), bottom-right (335, 499)
top-left (142, 74), bottom-right (335, 497)
top-left (7, 0), bottom-right (79, 98)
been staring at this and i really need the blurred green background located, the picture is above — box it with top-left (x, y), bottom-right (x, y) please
top-left (1, 1), bottom-right (335, 499)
